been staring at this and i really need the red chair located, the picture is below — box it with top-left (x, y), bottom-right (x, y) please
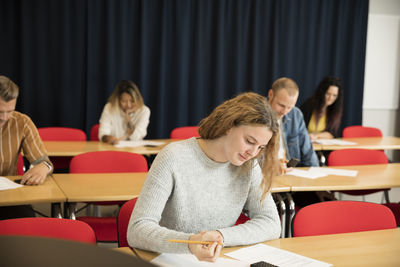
top-left (328, 148), bottom-right (390, 202)
top-left (90, 124), bottom-right (100, 141)
top-left (17, 154), bottom-right (24, 175)
top-left (292, 201), bottom-right (396, 237)
top-left (117, 198), bottom-right (138, 247)
top-left (0, 217), bottom-right (96, 244)
top-left (342, 125), bottom-right (382, 137)
top-left (69, 151), bottom-right (148, 242)
top-left (383, 202), bottom-right (400, 227)
top-left (38, 127), bottom-right (87, 171)
top-left (170, 126), bottom-right (200, 139)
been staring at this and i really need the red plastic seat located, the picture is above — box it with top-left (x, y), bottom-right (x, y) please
top-left (117, 198), bottom-right (138, 247)
top-left (383, 202), bottom-right (400, 227)
top-left (170, 126), bottom-right (200, 139)
top-left (292, 201), bottom-right (396, 237)
top-left (38, 127), bottom-right (87, 171)
top-left (0, 217), bottom-right (96, 244)
top-left (90, 124), bottom-right (100, 141)
top-left (328, 149), bottom-right (389, 200)
top-left (17, 154), bottom-right (24, 175)
top-left (69, 151), bottom-right (148, 242)
top-left (342, 125), bottom-right (382, 138)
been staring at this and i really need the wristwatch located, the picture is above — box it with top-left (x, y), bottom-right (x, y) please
top-left (30, 161), bottom-right (53, 174)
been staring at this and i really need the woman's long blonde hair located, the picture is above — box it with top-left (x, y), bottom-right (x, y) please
top-left (198, 92), bottom-right (280, 201)
top-left (108, 80), bottom-right (144, 111)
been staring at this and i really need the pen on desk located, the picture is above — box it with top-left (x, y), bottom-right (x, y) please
top-left (168, 239), bottom-right (223, 246)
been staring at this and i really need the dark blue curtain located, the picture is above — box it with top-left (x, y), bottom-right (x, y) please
top-left (0, 0), bottom-right (368, 138)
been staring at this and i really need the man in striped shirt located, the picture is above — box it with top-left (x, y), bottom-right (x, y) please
top-left (0, 75), bottom-right (53, 219)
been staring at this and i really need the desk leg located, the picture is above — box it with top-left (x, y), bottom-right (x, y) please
top-left (273, 193), bottom-right (286, 238)
top-left (285, 193), bottom-right (295, 238)
top-left (51, 203), bottom-right (62, 218)
top-left (64, 202), bottom-right (77, 220)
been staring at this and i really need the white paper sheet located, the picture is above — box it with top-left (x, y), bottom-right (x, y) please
top-left (313, 139), bottom-right (357, 145)
top-left (225, 244), bottom-right (332, 267)
top-left (114, 140), bottom-right (165, 148)
top-left (309, 167), bottom-right (358, 177)
top-left (151, 253), bottom-right (248, 267)
top-left (286, 169), bottom-right (328, 179)
top-left (0, 177), bottom-right (23, 191)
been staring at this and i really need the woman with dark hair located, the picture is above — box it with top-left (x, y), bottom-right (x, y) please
top-left (127, 92), bottom-right (281, 262)
top-left (300, 76), bottom-right (344, 140)
top-left (98, 80), bottom-right (150, 145)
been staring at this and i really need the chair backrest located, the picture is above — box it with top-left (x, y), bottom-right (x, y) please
top-left (38, 127), bottom-right (87, 141)
top-left (17, 154), bottom-right (24, 175)
top-left (0, 217), bottom-right (96, 244)
top-left (70, 151), bottom-right (148, 173)
top-left (292, 201), bottom-right (396, 237)
top-left (328, 148), bottom-right (388, 166)
top-left (117, 198), bottom-right (138, 247)
top-left (170, 126), bottom-right (200, 139)
top-left (342, 125), bottom-right (383, 138)
top-left (90, 124), bottom-right (100, 141)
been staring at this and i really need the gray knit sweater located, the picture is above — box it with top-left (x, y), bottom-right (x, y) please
top-left (127, 137), bottom-right (281, 253)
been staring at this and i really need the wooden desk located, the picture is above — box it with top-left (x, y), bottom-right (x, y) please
top-left (117, 228), bottom-right (400, 266)
top-left (44, 139), bottom-right (176, 156)
top-left (319, 136), bottom-right (400, 151)
top-left (279, 163), bottom-right (400, 192)
top-left (53, 172), bottom-right (147, 219)
top-left (0, 176), bottom-right (66, 217)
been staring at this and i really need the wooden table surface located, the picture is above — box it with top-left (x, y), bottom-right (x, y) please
top-left (278, 163), bottom-right (400, 192)
top-left (318, 136), bottom-right (400, 151)
top-left (0, 176), bottom-right (66, 206)
top-left (53, 172), bottom-right (147, 202)
top-left (44, 139), bottom-right (175, 156)
top-left (116, 228), bottom-right (400, 266)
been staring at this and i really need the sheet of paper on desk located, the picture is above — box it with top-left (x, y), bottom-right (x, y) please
top-left (0, 177), bottom-right (23, 191)
top-left (286, 169), bottom-right (328, 179)
top-left (114, 140), bottom-right (165, 148)
top-left (309, 167), bottom-right (358, 177)
top-left (313, 139), bottom-right (357, 145)
top-left (151, 253), bottom-right (248, 267)
top-left (225, 244), bottom-right (332, 267)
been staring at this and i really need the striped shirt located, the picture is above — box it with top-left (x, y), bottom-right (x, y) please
top-left (0, 111), bottom-right (52, 175)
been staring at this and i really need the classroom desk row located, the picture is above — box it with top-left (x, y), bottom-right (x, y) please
top-left (114, 228), bottom-right (400, 266)
top-left (43, 136), bottom-right (400, 157)
top-left (2, 163), bottom-right (400, 219)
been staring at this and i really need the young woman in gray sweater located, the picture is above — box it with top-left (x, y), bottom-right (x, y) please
top-left (128, 92), bottom-right (281, 262)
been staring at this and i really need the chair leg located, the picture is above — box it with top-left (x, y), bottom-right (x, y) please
top-left (384, 191), bottom-right (390, 203)
top-left (285, 193), bottom-right (295, 238)
top-left (273, 193), bottom-right (286, 238)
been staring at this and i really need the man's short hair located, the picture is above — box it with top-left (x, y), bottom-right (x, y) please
top-left (0, 75), bottom-right (19, 101)
top-left (271, 77), bottom-right (299, 96)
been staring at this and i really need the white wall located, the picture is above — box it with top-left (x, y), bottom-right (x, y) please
top-left (341, 0), bottom-right (400, 203)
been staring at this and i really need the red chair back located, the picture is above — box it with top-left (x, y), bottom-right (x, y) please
top-left (70, 151), bottom-right (148, 173)
top-left (38, 127), bottom-right (87, 141)
top-left (90, 124), bottom-right (100, 141)
top-left (17, 154), bottom-right (24, 175)
top-left (170, 126), bottom-right (200, 139)
top-left (342, 125), bottom-right (382, 138)
top-left (328, 149), bottom-right (388, 166)
top-left (292, 201), bottom-right (396, 237)
top-left (0, 217), bottom-right (96, 244)
top-left (117, 198), bottom-right (138, 247)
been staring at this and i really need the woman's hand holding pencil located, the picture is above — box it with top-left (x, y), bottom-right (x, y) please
top-left (170, 230), bottom-right (224, 262)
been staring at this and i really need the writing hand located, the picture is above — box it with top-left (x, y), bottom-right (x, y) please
top-left (21, 163), bottom-right (48, 185)
top-left (188, 230), bottom-right (224, 262)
